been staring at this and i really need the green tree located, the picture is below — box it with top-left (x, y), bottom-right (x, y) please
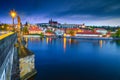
top-left (40, 33), bottom-right (44, 37)
top-left (116, 29), bottom-right (120, 37)
top-left (69, 30), bottom-right (75, 36)
top-left (46, 30), bottom-right (53, 33)
top-left (23, 26), bottom-right (29, 34)
top-left (0, 24), bottom-right (9, 31)
top-left (112, 29), bottom-right (120, 38)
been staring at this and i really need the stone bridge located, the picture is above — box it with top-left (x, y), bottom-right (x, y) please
top-left (0, 32), bottom-right (19, 80)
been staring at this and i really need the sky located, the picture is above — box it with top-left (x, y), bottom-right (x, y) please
top-left (0, 0), bottom-right (120, 26)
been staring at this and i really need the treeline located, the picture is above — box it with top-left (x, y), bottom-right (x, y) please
top-left (0, 24), bottom-right (10, 30)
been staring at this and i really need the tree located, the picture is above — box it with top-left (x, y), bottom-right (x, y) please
top-left (116, 29), bottom-right (120, 37)
top-left (23, 26), bottom-right (29, 34)
top-left (112, 29), bottom-right (120, 38)
top-left (40, 33), bottom-right (44, 37)
top-left (69, 30), bottom-right (75, 36)
top-left (0, 24), bottom-right (9, 31)
top-left (46, 30), bottom-right (53, 33)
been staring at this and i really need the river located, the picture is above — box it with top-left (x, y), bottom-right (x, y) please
top-left (27, 37), bottom-right (120, 80)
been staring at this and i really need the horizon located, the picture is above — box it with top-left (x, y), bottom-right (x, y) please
top-left (0, 0), bottom-right (120, 26)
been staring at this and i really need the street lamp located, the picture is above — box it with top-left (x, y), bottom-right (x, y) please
top-left (1, 25), bottom-right (4, 34)
top-left (9, 9), bottom-right (17, 29)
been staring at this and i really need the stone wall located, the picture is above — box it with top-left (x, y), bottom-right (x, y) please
top-left (19, 55), bottom-right (35, 78)
top-left (0, 33), bottom-right (19, 80)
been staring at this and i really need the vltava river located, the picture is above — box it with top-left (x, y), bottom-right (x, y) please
top-left (27, 38), bottom-right (120, 80)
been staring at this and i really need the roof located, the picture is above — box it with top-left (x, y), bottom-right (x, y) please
top-left (45, 32), bottom-right (55, 34)
top-left (60, 28), bottom-right (65, 31)
top-left (66, 28), bottom-right (79, 30)
top-left (76, 32), bottom-right (101, 35)
top-left (29, 26), bottom-right (42, 31)
top-left (81, 29), bottom-right (92, 32)
top-left (94, 28), bottom-right (106, 30)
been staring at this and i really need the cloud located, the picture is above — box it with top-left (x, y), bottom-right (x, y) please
top-left (0, 0), bottom-right (120, 25)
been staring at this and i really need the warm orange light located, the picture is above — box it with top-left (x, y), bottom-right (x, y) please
top-left (46, 38), bottom-right (48, 44)
top-left (99, 40), bottom-right (103, 48)
top-left (2, 26), bottom-right (4, 29)
top-left (64, 33), bottom-right (66, 37)
top-left (63, 38), bottom-right (66, 51)
top-left (10, 10), bottom-right (17, 18)
top-left (25, 37), bottom-right (28, 42)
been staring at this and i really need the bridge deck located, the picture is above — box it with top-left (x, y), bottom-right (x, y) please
top-left (0, 32), bottom-right (14, 40)
top-left (0, 32), bottom-right (16, 68)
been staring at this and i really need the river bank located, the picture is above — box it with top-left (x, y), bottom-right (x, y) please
top-left (23, 35), bottom-right (120, 40)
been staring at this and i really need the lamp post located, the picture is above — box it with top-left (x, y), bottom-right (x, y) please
top-left (1, 25), bottom-right (4, 34)
top-left (9, 9), bottom-right (17, 30)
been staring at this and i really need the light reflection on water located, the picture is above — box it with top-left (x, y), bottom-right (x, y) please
top-left (26, 37), bottom-right (120, 80)
top-left (63, 38), bottom-right (66, 51)
top-left (27, 37), bottom-right (106, 48)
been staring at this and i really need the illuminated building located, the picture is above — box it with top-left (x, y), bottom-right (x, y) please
top-left (29, 26), bottom-right (43, 34)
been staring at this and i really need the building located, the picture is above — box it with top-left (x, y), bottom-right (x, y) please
top-left (37, 23), bottom-right (50, 27)
top-left (75, 32), bottom-right (101, 37)
top-left (49, 19), bottom-right (58, 26)
top-left (44, 32), bottom-right (55, 36)
top-left (60, 24), bottom-right (78, 28)
top-left (65, 28), bottom-right (83, 34)
top-left (78, 23), bottom-right (86, 28)
top-left (94, 28), bottom-right (108, 35)
top-left (55, 29), bottom-right (64, 36)
top-left (29, 26), bottom-right (43, 34)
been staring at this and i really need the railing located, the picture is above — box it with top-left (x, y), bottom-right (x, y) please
top-left (0, 32), bottom-right (17, 68)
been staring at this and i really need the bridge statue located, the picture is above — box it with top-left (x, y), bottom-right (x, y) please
top-left (17, 16), bottom-right (37, 79)
top-left (17, 16), bottom-right (21, 31)
top-left (17, 16), bottom-right (22, 44)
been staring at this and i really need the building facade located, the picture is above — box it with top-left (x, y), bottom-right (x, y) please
top-left (29, 26), bottom-right (43, 34)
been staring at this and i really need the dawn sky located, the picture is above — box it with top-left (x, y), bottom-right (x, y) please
top-left (0, 0), bottom-right (120, 26)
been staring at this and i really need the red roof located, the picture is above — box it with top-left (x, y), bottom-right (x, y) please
top-left (60, 28), bottom-right (65, 31)
top-left (66, 28), bottom-right (79, 30)
top-left (106, 32), bottom-right (111, 35)
top-left (81, 29), bottom-right (92, 32)
top-left (94, 28), bottom-right (106, 30)
top-left (45, 32), bottom-right (55, 36)
top-left (76, 32), bottom-right (100, 35)
top-left (29, 26), bottom-right (42, 31)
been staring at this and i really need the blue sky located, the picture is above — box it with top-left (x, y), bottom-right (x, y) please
top-left (0, 0), bottom-right (120, 26)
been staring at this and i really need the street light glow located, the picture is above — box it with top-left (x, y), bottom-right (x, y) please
top-left (10, 10), bottom-right (17, 18)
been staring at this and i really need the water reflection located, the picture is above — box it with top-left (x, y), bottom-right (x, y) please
top-left (63, 37), bottom-right (66, 51)
top-left (46, 37), bottom-right (48, 44)
top-left (49, 38), bottom-right (52, 43)
top-left (99, 40), bottom-right (107, 48)
top-left (99, 40), bottom-right (103, 48)
top-left (27, 38), bottom-right (120, 80)
top-left (26, 37), bottom-right (107, 48)
top-left (46, 38), bottom-right (53, 44)
top-left (69, 38), bottom-right (71, 45)
top-left (29, 37), bottom-right (41, 42)
top-left (111, 40), bottom-right (120, 47)
top-left (68, 38), bottom-right (78, 45)
top-left (115, 40), bottom-right (120, 46)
